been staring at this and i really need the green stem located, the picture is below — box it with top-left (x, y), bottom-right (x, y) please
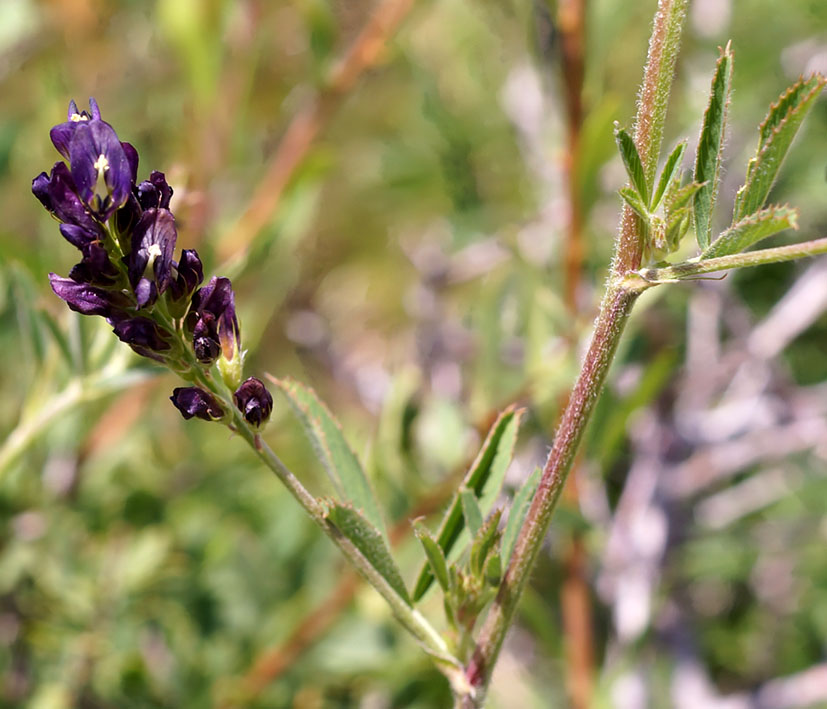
top-left (460, 284), bottom-right (640, 706)
top-left (458, 1), bottom-right (688, 704)
top-left (616, 0), bottom-right (688, 273)
top-left (225, 409), bottom-right (465, 683)
top-left (636, 237), bottom-right (827, 281)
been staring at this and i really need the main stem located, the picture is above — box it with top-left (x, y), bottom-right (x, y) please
top-left (461, 283), bottom-right (640, 704)
top-left (459, 1), bottom-right (686, 704)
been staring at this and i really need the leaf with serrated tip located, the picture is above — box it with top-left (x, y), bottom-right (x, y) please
top-left (694, 43), bottom-right (733, 250)
top-left (615, 124), bottom-right (650, 206)
top-left (702, 205), bottom-right (799, 259)
top-left (653, 141), bottom-right (687, 212)
top-left (412, 407), bottom-right (523, 601)
top-left (325, 502), bottom-right (410, 604)
top-left (275, 378), bottom-right (386, 538)
top-left (733, 74), bottom-right (825, 222)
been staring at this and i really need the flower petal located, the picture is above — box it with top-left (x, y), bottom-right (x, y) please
top-left (137, 171), bottom-right (173, 211)
top-left (112, 316), bottom-right (171, 360)
top-left (69, 120), bottom-right (132, 218)
top-left (128, 208), bottom-right (177, 296)
top-left (48, 273), bottom-right (116, 316)
top-left (170, 387), bottom-right (225, 421)
top-left (192, 311), bottom-right (221, 364)
top-left (34, 162), bottom-right (102, 236)
top-left (170, 249), bottom-right (204, 301)
top-left (121, 141), bottom-right (139, 183)
top-left (192, 276), bottom-right (240, 360)
top-left (68, 243), bottom-right (119, 285)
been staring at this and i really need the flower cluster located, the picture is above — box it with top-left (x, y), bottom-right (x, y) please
top-left (33, 99), bottom-right (272, 428)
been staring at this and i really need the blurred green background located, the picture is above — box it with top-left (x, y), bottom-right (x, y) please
top-left (1, 0), bottom-right (827, 707)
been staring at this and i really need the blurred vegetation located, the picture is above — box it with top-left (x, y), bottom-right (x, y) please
top-left (1, 0), bottom-right (826, 707)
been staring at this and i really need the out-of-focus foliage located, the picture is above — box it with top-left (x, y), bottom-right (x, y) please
top-left (1, 0), bottom-right (826, 706)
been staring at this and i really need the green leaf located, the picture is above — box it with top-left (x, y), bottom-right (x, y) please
top-left (502, 468), bottom-right (541, 567)
top-left (733, 74), bottom-right (825, 222)
top-left (275, 378), bottom-right (386, 538)
top-left (701, 205), bottom-right (799, 259)
top-left (694, 43), bottom-right (733, 250)
top-left (614, 124), bottom-right (650, 206)
top-left (484, 553), bottom-right (502, 587)
top-left (653, 140), bottom-right (687, 212)
top-left (470, 509), bottom-right (502, 577)
top-left (324, 502), bottom-right (410, 604)
top-left (412, 406), bottom-right (524, 601)
top-left (667, 180), bottom-right (705, 213)
top-left (460, 489), bottom-right (483, 538)
top-left (619, 186), bottom-right (650, 221)
top-left (413, 521), bottom-right (450, 593)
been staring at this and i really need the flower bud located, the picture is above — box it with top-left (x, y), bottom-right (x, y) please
top-left (233, 377), bottom-right (273, 428)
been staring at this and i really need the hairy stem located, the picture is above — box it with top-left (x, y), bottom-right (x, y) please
top-left (616, 0), bottom-right (688, 273)
top-left (459, 1), bottom-right (688, 704)
top-left (637, 237), bottom-right (827, 281)
top-left (461, 284), bottom-right (640, 705)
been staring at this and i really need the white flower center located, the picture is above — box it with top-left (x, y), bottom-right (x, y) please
top-left (70, 113), bottom-right (89, 123)
top-left (93, 154), bottom-right (110, 173)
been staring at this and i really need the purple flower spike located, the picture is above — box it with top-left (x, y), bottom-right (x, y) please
top-left (170, 249), bottom-right (204, 302)
top-left (112, 317), bottom-right (171, 361)
top-left (48, 273), bottom-right (116, 316)
top-left (191, 277), bottom-right (240, 362)
top-left (128, 208), bottom-right (177, 301)
top-left (170, 387), bottom-right (225, 421)
top-left (233, 377), bottom-right (273, 428)
top-left (69, 119), bottom-right (132, 219)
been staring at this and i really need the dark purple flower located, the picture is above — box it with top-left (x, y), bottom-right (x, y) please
top-left (192, 311), bottom-right (220, 364)
top-left (170, 387), bottom-right (225, 421)
top-left (190, 276), bottom-right (240, 363)
top-left (169, 249), bottom-right (204, 302)
top-left (233, 377), bottom-right (273, 427)
top-left (137, 171), bottom-right (173, 211)
top-left (32, 162), bottom-right (102, 241)
top-left (127, 208), bottom-right (177, 308)
top-left (112, 317), bottom-right (171, 361)
top-left (48, 273), bottom-right (117, 316)
top-left (49, 98), bottom-right (102, 159)
top-left (69, 118), bottom-right (132, 219)
top-left (67, 242), bottom-right (119, 285)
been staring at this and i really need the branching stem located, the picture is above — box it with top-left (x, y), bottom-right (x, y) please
top-left (457, 1), bottom-right (688, 704)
